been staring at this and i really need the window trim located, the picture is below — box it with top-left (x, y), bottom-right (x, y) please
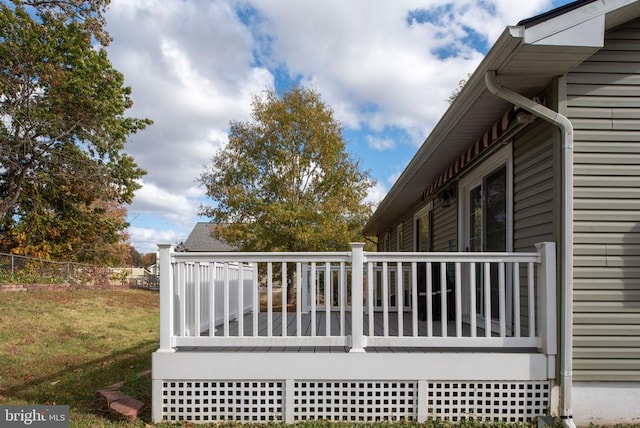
top-left (457, 144), bottom-right (513, 332)
top-left (457, 144), bottom-right (513, 253)
top-left (413, 200), bottom-right (434, 252)
top-left (396, 223), bottom-right (404, 251)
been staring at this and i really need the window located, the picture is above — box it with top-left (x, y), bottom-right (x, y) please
top-left (485, 166), bottom-right (508, 252)
top-left (458, 145), bottom-right (512, 323)
top-left (414, 201), bottom-right (434, 252)
top-left (396, 223), bottom-right (404, 251)
top-left (383, 230), bottom-right (390, 252)
top-left (459, 145), bottom-right (512, 252)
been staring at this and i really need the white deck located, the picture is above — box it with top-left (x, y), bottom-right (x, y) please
top-left (153, 243), bottom-right (558, 423)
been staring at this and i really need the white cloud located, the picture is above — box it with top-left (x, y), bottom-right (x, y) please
top-left (250, 0), bottom-right (554, 141)
top-left (107, 0), bottom-right (274, 194)
top-left (103, 0), bottom-right (563, 251)
top-left (129, 180), bottom-right (199, 227)
top-left (129, 226), bottom-right (184, 253)
top-left (367, 136), bottom-right (396, 151)
top-left (365, 182), bottom-right (389, 209)
top-left (106, 0), bottom-right (276, 251)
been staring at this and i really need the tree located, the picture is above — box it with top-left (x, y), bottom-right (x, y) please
top-left (129, 246), bottom-right (143, 267)
top-left (0, 1), bottom-right (151, 260)
top-left (447, 73), bottom-right (472, 104)
top-left (140, 251), bottom-right (156, 268)
top-left (1, 192), bottom-right (134, 266)
top-left (199, 86), bottom-right (374, 253)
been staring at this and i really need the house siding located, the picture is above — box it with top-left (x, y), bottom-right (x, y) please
top-left (402, 210), bottom-right (415, 251)
top-left (513, 120), bottom-right (556, 252)
top-left (399, 206), bottom-right (417, 251)
top-left (512, 116), bottom-right (557, 337)
top-left (376, 194), bottom-right (456, 253)
top-left (377, 200), bottom-right (420, 252)
top-left (567, 19), bottom-right (640, 382)
top-left (433, 198), bottom-right (458, 252)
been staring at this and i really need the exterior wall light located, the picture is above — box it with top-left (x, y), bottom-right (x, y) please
top-left (441, 188), bottom-right (455, 208)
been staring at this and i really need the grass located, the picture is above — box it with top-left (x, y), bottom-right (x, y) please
top-left (1, 289), bottom-right (636, 428)
top-left (0, 288), bottom-right (158, 427)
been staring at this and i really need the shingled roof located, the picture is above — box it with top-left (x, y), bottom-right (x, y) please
top-left (183, 222), bottom-right (236, 252)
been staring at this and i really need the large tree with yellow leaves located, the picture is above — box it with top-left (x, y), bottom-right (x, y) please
top-left (199, 86), bottom-right (374, 253)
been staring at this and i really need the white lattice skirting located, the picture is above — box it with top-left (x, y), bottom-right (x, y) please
top-left (160, 379), bottom-right (550, 423)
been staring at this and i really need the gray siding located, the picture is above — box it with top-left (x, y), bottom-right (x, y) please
top-left (398, 205), bottom-right (417, 251)
top-left (513, 120), bottom-right (556, 252)
top-left (512, 114), bottom-right (557, 337)
top-left (567, 19), bottom-right (640, 382)
top-left (376, 199), bottom-right (422, 252)
top-left (376, 195), bottom-right (456, 253)
top-left (433, 197), bottom-right (458, 252)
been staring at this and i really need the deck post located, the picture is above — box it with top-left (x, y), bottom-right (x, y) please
top-left (350, 243), bottom-right (366, 353)
top-left (284, 378), bottom-right (295, 423)
top-left (158, 244), bottom-right (175, 352)
top-left (417, 380), bottom-right (428, 422)
top-left (536, 241), bottom-right (557, 376)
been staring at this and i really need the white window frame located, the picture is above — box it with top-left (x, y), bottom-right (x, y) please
top-left (457, 144), bottom-right (513, 332)
top-left (457, 144), bottom-right (513, 253)
top-left (413, 200), bottom-right (434, 252)
top-left (383, 230), bottom-right (390, 252)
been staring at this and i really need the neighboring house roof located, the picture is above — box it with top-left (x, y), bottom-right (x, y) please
top-left (183, 222), bottom-right (236, 252)
top-left (364, 0), bottom-right (640, 235)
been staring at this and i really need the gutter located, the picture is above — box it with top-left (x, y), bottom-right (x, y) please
top-left (485, 71), bottom-right (576, 428)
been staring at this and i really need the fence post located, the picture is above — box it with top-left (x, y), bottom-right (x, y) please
top-left (158, 244), bottom-right (175, 352)
top-left (350, 243), bottom-right (365, 353)
top-left (536, 241), bottom-right (557, 378)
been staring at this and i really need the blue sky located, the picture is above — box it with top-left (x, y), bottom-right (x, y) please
top-left (104, 0), bottom-right (574, 254)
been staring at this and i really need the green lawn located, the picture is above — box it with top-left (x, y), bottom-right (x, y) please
top-left (2, 288), bottom-right (630, 428)
top-left (0, 288), bottom-right (158, 427)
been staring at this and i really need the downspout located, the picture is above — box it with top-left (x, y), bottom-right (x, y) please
top-left (485, 70), bottom-right (576, 428)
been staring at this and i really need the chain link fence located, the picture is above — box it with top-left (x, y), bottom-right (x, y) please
top-left (0, 253), bottom-right (144, 287)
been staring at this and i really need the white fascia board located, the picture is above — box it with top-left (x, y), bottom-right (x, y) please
top-left (153, 351), bottom-right (550, 381)
top-left (521, 0), bottom-right (640, 48)
top-left (525, 14), bottom-right (604, 47)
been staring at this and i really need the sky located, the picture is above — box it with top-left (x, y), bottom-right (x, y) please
top-left (104, 0), bottom-right (574, 254)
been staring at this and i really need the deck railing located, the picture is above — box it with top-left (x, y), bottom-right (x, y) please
top-left (157, 242), bottom-right (556, 354)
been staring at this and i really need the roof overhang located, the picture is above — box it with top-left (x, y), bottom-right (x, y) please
top-left (363, 0), bottom-right (640, 236)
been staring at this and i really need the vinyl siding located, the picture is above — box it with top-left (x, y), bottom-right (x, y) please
top-left (433, 197), bottom-right (458, 252)
top-left (513, 120), bottom-right (556, 252)
top-left (567, 19), bottom-right (640, 382)
top-left (399, 203), bottom-right (418, 251)
top-left (512, 116), bottom-right (557, 337)
top-left (377, 199), bottom-right (425, 252)
top-left (376, 194), bottom-right (456, 253)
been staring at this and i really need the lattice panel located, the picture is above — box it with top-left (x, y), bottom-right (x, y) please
top-left (293, 381), bottom-right (417, 422)
top-left (428, 381), bottom-right (549, 422)
top-left (162, 381), bottom-right (283, 422)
